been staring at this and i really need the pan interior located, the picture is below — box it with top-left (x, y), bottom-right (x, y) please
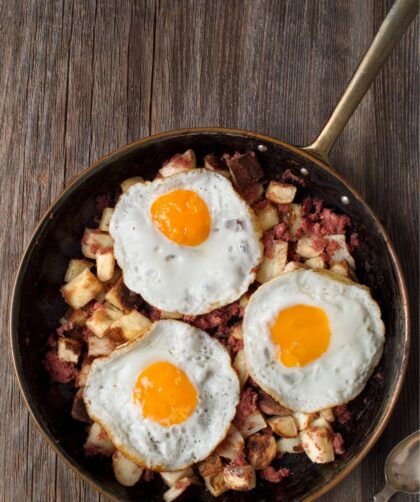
top-left (11, 130), bottom-right (407, 501)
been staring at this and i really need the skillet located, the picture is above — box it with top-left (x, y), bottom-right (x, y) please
top-left (10, 0), bottom-right (418, 500)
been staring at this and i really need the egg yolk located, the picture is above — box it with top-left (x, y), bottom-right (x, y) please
top-left (270, 305), bottom-right (331, 367)
top-left (133, 361), bottom-right (198, 427)
top-left (150, 189), bottom-right (211, 246)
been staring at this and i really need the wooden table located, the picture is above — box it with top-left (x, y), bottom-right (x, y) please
top-left (1, 1), bottom-right (418, 500)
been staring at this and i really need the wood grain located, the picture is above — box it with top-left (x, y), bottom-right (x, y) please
top-left (0, 1), bottom-right (418, 501)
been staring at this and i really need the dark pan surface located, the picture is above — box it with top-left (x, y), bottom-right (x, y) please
top-left (10, 129), bottom-right (409, 502)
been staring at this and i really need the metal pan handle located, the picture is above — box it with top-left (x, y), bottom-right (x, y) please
top-left (303, 0), bottom-right (418, 164)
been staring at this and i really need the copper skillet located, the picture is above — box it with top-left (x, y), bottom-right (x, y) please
top-left (9, 0), bottom-right (418, 501)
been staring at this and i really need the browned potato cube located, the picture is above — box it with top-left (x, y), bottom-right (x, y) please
top-left (330, 260), bottom-right (351, 278)
top-left (256, 241), bottom-right (288, 283)
top-left (293, 412), bottom-right (316, 431)
top-left (160, 467), bottom-right (194, 487)
top-left (96, 248), bottom-right (115, 282)
top-left (300, 426), bottom-right (335, 463)
top-left (325, 234), bottom-right (356, 269)
top-left (99, 207), bottom-right (114, 231)
top-left (198, 454), bottom-right (224, 478)
top-left (255, 203), bottom-right (279, 231)
top-left (87, 334), bottom-right (117, 358)
top-left (163, 477), bottom-right (195, 502)
top-left (109, 310), bottom-right (151, 341)
top-left (112, 450), bottom-right (143, 486)
top-left (84, 422), bottom-right (115, 456)
top-left (81, 228), bottom-right (114, 259)
top-left (61, 268), bottom-right (103, 309)
top-left (305, 256), bottom-right (325, 269)
top-left (120, 176), bottom-right (144, 193)
top-left (266, 182), bottom-right (297, 204)
top-left (216, 424), bottom-right (244, 461)
top-left (283, 261), bottom-right (307, 273)
top-left (236, 410), bottom-right (267, 438)
top-left (289, 204), bottom-right (303, 241)
top-left (160, 310), bottom-right (183, 320)
top-left (57, 337), bottom-right (81, 364)
top-left (247, 433), bottom-right (276, 470)
top-left (296, 237), bottom-right (322, 259)
top-left (159, 150), bottom-right (196, 178)
top-left (203, 471), bottom-right (228, 497)
top-left (309, 416), bottom-right (332, 431)
top-left (267, 415), bottom-right (298, 438)
top-left (86, 303), bottom-right (123, 338)
top-left (66, 308), bottom-right (89, 327)
top-left (105, 277), bottom-right (129, 312)
top-left (64, 259), bottom-right (94, 283)
top-left (276, 436), bottom-right (303, 454)
top-left (223, 464), bottom-right (256, 491)
top-left (319, 408), bottom-right (335, 423)
top-left (76, 360), bottom-right (92, 388)
top-left (258, 391), bottom-right (292, 416)
top-left (233, 350), bottom-right (248, 388)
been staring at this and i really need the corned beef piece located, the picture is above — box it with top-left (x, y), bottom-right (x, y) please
top-left (333, 432), bottom-right (345, 455)
top-left (236, 388), bottom-right (258, 418)
top-left (349, 233), bottom-right (360, 250)
top-left (260, 466), bottom-right (290, 483)
top-left (281, 169), bottom-right (304, 186)
top-left (183, 302), bottom-right (240, 330)
top-left (226, 335), bottom-right (244, 354)
top-left (148, 307), bottom-right (161, 321)
top-left (143, 469), bottom-right (155, 482)
top-left (263, 230), bottom-right (275, 258)
top-left (333, 405), bottom-right (351, 425)
top-left (56, 321), bottom-right (74, 337)
top-left (44, 350), bottom-right (79, 384)
top-left (319, 208), bottom-right (350, 234)
top-left (273, 222), bottom-right (291, 241)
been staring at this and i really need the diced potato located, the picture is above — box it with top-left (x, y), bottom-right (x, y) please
top-left (198, 454), bottom-right (224, 478)
top-left (239, 292), bottom-right (250, 309)
top-left (296, 237), bottom-right (322, 259)
top-left (223, 464), bottom-right (256, 491)
top-left (81, 228), bottom-right (114, 259)
top-left (247, 433), bottom-right (276, 470)
top-left (267, 415), bottom-right (298, 438)
top-left (57, 337), bottom-right (81, 364)
top-left (159, 149), bottom-right (196, 178)
top-left (112, 450), bottom-right (143, 486)
top-left (64, 259), bottom-right (94, 283)
top-left (319, 408), bottom-right (335, 423)
top-left (96, 248), bottom-right (115, 282)
top-left (276, 436), bottom-right (303, 454)
top-left (109, 310), bottom-right (151, 341)
top-left (84, 422), bottom-right (115, 456)
top-left (325, 234), bottom-right (356, 269)
top-left (266, 181), bottom-right (297, 204)
top-left (160, 310), bottom-right (183, 320)
top-left (203, 471), bottom-right (228, 497)
top-left (61, 268), bottom-right (103, 309)
top-left (216, 424), bottom-right (244, 461)
top-left (283, 261), bottom-right (307, 273)
top-left (86, 303), bottom-right (123, 338)
top-left (258, 391), bottom-right (292, 416)
top-left (256, 240), bottom-right (288, 283)
top-left (236, 410), bottom-right (266, 438)
top-left (330, 260), bottom-right (351, 278)
top-left (105, 277), bottom-right (128, 312)
top-left (120, 176), bottom-right (144, 193)
top-left (305, 256), bottom-right (325, 269)
top-left (76, 361), bottom-right (92, 388)
top-left (163, 478), bottom-right (195, 502)
top-left (87, 335), bottom-right (117, 357)
top-left (99, 207), bottom-right (114, 232)
top-left (300, 426), bottom-right (335, 463)
top-left (309, 416), bottom-right (332, 430)
top-left (289, 203), bottom-right (303, 241)
top-left (230, 323), bottom-right (243, 340)
top-left (255, 203), bottom-right (279, 231)
top-left (233, 350), bottom-right (248, 388)
top-left (160, 467), bottom-right (194, 487)
top-left (293, 412), bottom-right (316, 431)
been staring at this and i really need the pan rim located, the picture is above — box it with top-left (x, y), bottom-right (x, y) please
top-left (9, 126), bottom-right (410, 502)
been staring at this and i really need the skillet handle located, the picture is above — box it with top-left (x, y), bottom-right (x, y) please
top-left (303, 0), bottom-right (418, 164)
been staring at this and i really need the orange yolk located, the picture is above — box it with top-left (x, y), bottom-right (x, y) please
top-left (133, 361), bottom-right (198, 427)
top-left (270, 305), bottom-right (331, 367)
top-left (151, 189), bottom-right (211, 246)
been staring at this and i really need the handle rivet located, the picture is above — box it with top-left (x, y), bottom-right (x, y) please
top-left (257, 144), bottom-right (267, 152)
top-left (341, 196), bottom-right (350, 205)
top-left (300, 168), bottom-right (309, 175)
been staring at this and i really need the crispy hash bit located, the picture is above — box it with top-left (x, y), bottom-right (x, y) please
top-left (45, 148), bottom-right (356, 497)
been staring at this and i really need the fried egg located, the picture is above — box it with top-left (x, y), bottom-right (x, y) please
top-left (243, 269), bottom-right (384, 412)
top-left (84, 320), bottom-right (240, 470)
top-left (110, 169), bottom-right (262, 315)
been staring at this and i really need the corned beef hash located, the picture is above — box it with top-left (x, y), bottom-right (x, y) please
top-left (45, 148), bottom-right (385, 499)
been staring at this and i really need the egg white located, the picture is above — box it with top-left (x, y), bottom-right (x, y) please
top-left (109, 169), bottom-right (263, 315)
top-left (243, 269), bottom-right (385, 412)
top-left (84, 320), bottom-right (240, 470)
